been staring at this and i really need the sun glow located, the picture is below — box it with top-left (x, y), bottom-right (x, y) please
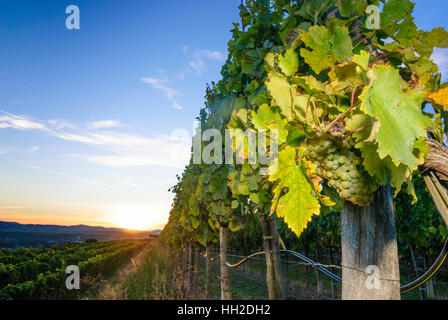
top-left (108, 204), bottom-right (156, 230)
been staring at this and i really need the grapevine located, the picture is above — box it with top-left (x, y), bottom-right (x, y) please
top-left (161, 0), bottom-right (448, 300)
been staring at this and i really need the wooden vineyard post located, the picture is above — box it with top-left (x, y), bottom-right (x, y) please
top-left (205, 243), bottom-right (212, 299)
top-left (269, 215), bottom-right (285, 300)
top-left (260, 215), bottom-right (277, 300)
top-left (341, 185), bottom-right (401, 300)
top-left (260, 214), bottom-right (284, 300)
top-left (185, 243), bottom-right (193, 296)
top-left (219, 224), bottom-right (232, 300)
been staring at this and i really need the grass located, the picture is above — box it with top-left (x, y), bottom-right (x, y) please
top-left (122, 242), bottom-right (188, 300)
top-left (113, 242), bottom-right (448, 300)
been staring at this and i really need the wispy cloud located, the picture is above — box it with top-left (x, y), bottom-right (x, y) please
top-left (188, 50), bottom-right (226, 75)
top-left (72, 129), bottom-right (190, 168)
top-left (0, 147), bottom-right (9, 155)
top-left (140, 48), bottom-right (225, 110)
top-left (87, 120), bottom-right (122, 130)
top-left (0, 111), bottom-right (191, 169)
top-left (25, 165), bottom-right (120, 190)
top-left (141, 76), bottom-right (182, 110)
top-left (47, 119), bottom-right (77, 130)
top-left (0, 111), bottom-right (49, 131)
top-left (29, 146), bottom-right (40, 152)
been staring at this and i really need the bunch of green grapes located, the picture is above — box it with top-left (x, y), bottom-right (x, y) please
top-left (303, 134), bottom-right (373, 206)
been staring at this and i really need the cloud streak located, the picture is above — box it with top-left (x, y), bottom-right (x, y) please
top-left (0, 111), bottom-right (50, 131)
top-left (87, 120), bottom-right (122, 130)
top-left (0, 111), bottom-right (191, 169)
top-left (141, 76), bottom-right (182, 110)
top-left (25, 165), bottom-right (120, 190)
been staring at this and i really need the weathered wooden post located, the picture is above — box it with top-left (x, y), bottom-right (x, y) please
top-left (341, 185), bottom-right (401, 300)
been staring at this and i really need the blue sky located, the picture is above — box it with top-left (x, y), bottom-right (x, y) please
top-left (0, 0), bottom-right (446, 230)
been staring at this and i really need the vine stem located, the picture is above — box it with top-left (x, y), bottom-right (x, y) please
top-left (352, 32), bottom-right (375, 51)
top-left (290, 87), bottom-right (306, 123)
top-left (324, 86), bottom-right (359, 132)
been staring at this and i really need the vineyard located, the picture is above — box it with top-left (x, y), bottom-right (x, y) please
top-left (160, 0), bottom-right (448, 300)
top-left (2, 0), bottom-right (448, 303)
top-left (0, 239), bottom-right (147, 300)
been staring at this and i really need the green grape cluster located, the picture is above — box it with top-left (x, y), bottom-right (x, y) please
top-left (303, 134), bottom-right (373, 206)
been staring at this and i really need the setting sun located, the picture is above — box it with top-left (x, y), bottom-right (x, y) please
top-left (108, 205), bottom-right (156, 230)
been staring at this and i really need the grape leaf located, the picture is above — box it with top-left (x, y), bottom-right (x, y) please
top-left (251, 104), bottom-right (289, 145)
top-left (296, 0), bottom-right (336, 22)
top-left (359, 64), bottom-right (433, 170)
top-left (300, 25), bottom-right (353, 74)
top-left (422, 28), bottom-right (448, 49)
top-left (286, 126), bottom-right (306, 147)
top-left (329, 61), bottom-right (364, 89)
top-left (381, 0), bottom-right (416, 41)
top-left (338, 0), bottom-right (368, 17)
top-left (278, 48), bottom-right (299, 76)
top-left (427, 87), bottom-right (448, 111)
top-left (299, 27), bottom-right (331, 74)
top-left (248, 83), bottom-right (270, 106)
top-left (346, 111), bottom-right (375, 141)
top-left (415, 28), bottom-right (448, 56)
top-left (284, 22), bottom-right (311, 46)
top-left (268, 146), bottom-right (320, 237)
top-left (241, 48), bottom-right (266, 77)
top-left (228, 164), bottom-right (261, 196)
top-left (356, 140), bottom-right (411, 192)
top-left (209, 167), bottom-right (230, 200)
top-left (191, 216), bottom-right (200, 229)
top-left (267, 71), bottom-right (313, 121)
top-left (331, 27), bottom-right (354, 61)
top-left (228, 108), bottom-right (249, 130)
top-left (352, 50), bottom-right (370, 71)
top-left (266, 71), bottom-right (294, 121)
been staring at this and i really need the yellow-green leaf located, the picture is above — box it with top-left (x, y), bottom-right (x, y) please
top-left (268, 146), bottom-right (320, 237)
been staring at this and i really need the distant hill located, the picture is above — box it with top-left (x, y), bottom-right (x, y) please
top-left (0, 221), bottom-right (137, 233)
top-left (0, 221), bottom-right (158, 249)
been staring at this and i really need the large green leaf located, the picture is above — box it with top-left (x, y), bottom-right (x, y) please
top-left (359, 65), bottom-right (433, 170)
